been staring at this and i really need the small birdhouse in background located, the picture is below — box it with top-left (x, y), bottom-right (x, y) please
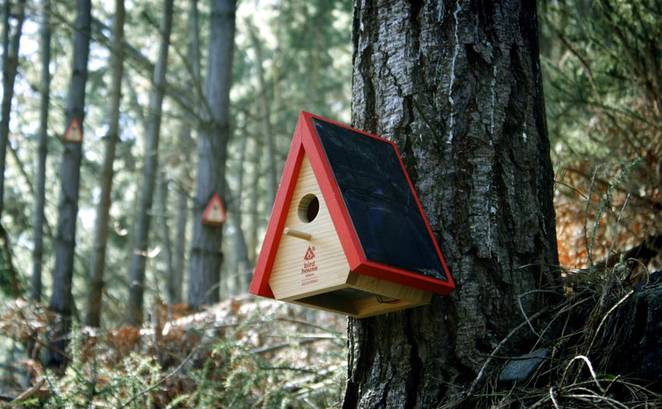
top-left (201, 193), bottom-right (226, 226)
top-left (64, 117), bottom-right (83, 143)
top-left (249, 112), bottom-right (455, 318)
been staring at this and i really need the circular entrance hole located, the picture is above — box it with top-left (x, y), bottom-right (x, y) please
top-left (298, 194), bottom-right (319, 223)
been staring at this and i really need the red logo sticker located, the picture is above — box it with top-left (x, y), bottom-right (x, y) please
top-left (301, 246), bottom-right (319, 286)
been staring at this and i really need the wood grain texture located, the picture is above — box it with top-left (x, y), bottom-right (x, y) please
top-left (269, 154), bottom-right (351, 299)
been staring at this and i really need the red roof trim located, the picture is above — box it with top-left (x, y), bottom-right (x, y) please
top-left (249, 121), bottom-right (305, 297)
top-left (354, 261), bottom-right (454, 295)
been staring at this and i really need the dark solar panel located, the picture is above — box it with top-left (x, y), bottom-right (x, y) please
top-left (313, 118), bottom-right (447, 281)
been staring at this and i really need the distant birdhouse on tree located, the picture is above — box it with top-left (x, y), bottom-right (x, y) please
top-left (63, 116), bottom-right (83, 143)
top-left (201, 193), bottom-right (226, 226)
top-left (249, 112), bottom-right (455, 318)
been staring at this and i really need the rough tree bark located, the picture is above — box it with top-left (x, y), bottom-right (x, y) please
top-left (343, 1), bottom-right (559, 407)
top-left (187, 0), bottom-right (236, 308)
top-left (86, 0), bottom-right (125, 328)
top-left (0, 0), bottom-right (26, 218)
top-left (127, 0), bottom-right (174, 326)
top-left (31, 0), bottom-right (51, 302)
top-left (46, 0), bottom-right (91, 368)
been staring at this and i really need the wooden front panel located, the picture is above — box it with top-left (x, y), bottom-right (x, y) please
top-left (269, 154), bottom-right (350, 300)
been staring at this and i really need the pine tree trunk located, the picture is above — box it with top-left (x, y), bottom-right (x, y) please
top-left (31, 0), bottom-right (51, 302)
top-left (46, 0), bottom-right (91, 368)
top-left (247, 133), bottom-right (262, 264)
top-left (225, 183), bottom-right (249, 296)
top-left (172, 175), bottom-right (188, 304)
top-left (0, 0), bottom-right (26, 218)
top-left (157, 170), bottom-right (175, 298)
top-left (187, 0), bottom-right (236, 308)
top-left (127, 0), bottom-right (174, 326)
top-left (86, 0), bottom-right (125, 328)
top-left (343, 1), bottom-right (559, 407)
top-left (248, 22), bottom-right (277, 208)
top-left (170, 0), bottom-right (200, 305)
top-left (232, 129), bottom-right (250, 293)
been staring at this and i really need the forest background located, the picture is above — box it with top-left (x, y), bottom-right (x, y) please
top-left (0, 0), bottom-right (660, 407)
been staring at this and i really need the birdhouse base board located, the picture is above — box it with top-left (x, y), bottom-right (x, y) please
top-left (286, 273), bottom-right (432, 318)
top-left (293, 287), bottom-right (430, 318)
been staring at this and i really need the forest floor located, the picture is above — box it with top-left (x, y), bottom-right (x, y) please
top-left (0, 295), bottom-right (347, 407)
top-left (0, 247), bottom-right (661, 407)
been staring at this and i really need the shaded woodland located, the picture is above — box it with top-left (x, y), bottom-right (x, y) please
top-left (0, 0), bottom-right (659, 407)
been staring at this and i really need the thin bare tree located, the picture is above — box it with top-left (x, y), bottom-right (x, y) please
top-left (86, 0), bottom-right (125, 327)
top-left (31, 0), bottom-right (51, 302)
top-left (127, 0), bottom-right (175, 326)
top-left (0, 0), bottom-right (27, 218)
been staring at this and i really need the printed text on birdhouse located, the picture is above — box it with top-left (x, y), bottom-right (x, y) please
top-left (301, 246), bottom-right (319, 286)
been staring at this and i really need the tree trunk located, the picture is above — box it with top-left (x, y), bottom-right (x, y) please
top-left (46, 0), bottom-right (92, 368)
top-left (157, 170), bottom-right (175, 300)
top-left (224, 182), bottom-right (249, 296)
top-left (187, 0), bottom-right (236, 308)
top-left (231, 126), bottom-right (250, 293)
top-left (172, 172), bottom-right (188, 304)
top-left (247, 22), bottom-right (277, 208)
top-left (0, 0), bottom-right (26, 218)
top-left (247, 133), bottom-right (262, 265)
top-left (86, 0), bottom-right (125, 328)
top-left (170, 0), bottom-right (199, 305)
top-left (31, 0), bottom-right (51, 302)
top-left (343, 1), bottom-right (559, 407)
top-left (127, 0), bottom-right (174, 326)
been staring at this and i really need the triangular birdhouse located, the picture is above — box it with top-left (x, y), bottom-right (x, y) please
top-left (64, 116), bottom-right (83, 143)
top-left (201, 193), bottom-right (226, 226)
top-left (249, 112), bottom-right (455, 318)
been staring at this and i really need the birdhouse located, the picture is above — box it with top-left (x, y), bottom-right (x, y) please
top-left (64, 117), bottom-right (83, 143)
top-left (201, 193), bottom-right (226, 226)
top-left (249, 112), bottom-right (455, 318)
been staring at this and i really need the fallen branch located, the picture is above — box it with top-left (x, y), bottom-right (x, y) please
top-left (10, 379), bottom-right (47, 404)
